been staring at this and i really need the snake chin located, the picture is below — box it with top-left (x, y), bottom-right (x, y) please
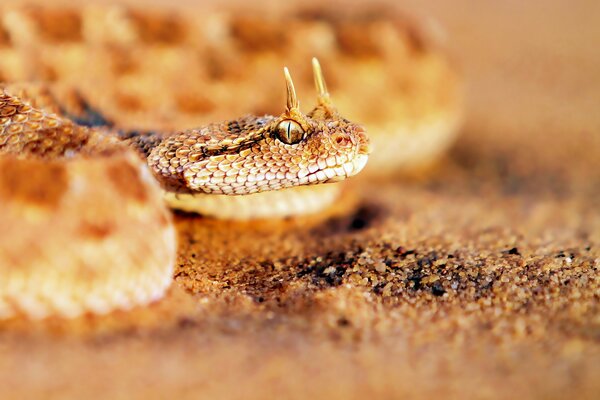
top-left (345, 153), bottom-right (369, 177)
top-left (162, 155), bottom-right (368, 218)
top-left (163, 184), bottom-right (342, 220)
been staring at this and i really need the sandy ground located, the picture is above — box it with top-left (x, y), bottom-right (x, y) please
top-left (0, 0), bottom-right (599, 399)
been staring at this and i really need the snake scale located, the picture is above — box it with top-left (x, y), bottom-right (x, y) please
top-left (0, 3), bottom-right (462, 319)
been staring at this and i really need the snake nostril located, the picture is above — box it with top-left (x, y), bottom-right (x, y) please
top-left (332, 132), bottom-right (349, 146)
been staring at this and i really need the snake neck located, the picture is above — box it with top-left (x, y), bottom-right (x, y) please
top-left (119, 130), bottom-right (165, 159)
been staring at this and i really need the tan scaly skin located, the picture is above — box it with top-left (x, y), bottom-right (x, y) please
top-left (0, 59), bottom-right (370, 319)
top-left (0, 4), bottom-right (462, 176)
top-left (0, 1), bottom-right (464, 319)
top-left (143, 61), bottom-right (370, 197)
top-left (0, 87), bottom-right (177, 319)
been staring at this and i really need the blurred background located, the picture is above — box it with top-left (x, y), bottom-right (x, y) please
top-left (2, 0), bottom-right (598, 179)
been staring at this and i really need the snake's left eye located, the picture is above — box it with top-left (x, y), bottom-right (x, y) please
top-left (275, 120), bottom-right (305, 145)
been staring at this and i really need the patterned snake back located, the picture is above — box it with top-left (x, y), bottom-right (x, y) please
top-left (0, 2), bottom-right (462, 319)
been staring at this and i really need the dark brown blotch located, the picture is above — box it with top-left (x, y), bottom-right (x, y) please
top-left (107, 159), bottom-right (148, 203)
top-left (37, 63), bottom-right (60, 82)
top-left (78, 221), bottom-right (114, 240)
top-left (0, 158), bottom-right (67, 209)
top-left (115, 93), bottom-right (144, 112)
top-left (129, 11), bottom-right (187, 44)
top-left (392, 17), bottom-right (427, 53)
top-left (175, 93), bottom-right (216, 115)
top-left (334, 21), bottom-right (381, 58)
top-left (107, 47), bottom-right (140, 76)
top-left (0, 25), bottom-right (11, 47)
top-left (27, 8), bottom-right (83, 42)
top-left (296, 6), bottom-right (427, 56)
top-left (229, 16), bottom-right (289, 52)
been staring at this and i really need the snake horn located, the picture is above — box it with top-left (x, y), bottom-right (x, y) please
top-left (284, 67), bottom-right (299, 111)
top-left (312, 57), bottom-right (329, 100)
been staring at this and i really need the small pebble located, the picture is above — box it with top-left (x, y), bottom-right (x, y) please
top-left (374, 262), bottom-right (387, 273)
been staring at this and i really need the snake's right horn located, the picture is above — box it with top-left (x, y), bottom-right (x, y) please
top-left (312, 58), bottom-right (330, 101)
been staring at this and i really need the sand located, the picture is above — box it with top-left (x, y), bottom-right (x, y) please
top-left (0, 0), bottom-right (599, 399)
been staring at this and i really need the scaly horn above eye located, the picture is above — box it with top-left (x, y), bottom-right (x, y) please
top-left (312, 57), bottom-right (329, 100)
top-left (284, 67), bottom-right (299, 111)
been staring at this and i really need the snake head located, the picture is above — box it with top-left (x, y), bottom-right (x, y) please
top-left (149, 59), bottom-right (370, 195)
top-left (265, 58), bottom-right (371, 186)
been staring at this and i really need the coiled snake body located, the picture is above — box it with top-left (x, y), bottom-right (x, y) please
top-left (0, 59), bottom-right (369, 319)
top-left (0, 4), bottom-right (461, 319)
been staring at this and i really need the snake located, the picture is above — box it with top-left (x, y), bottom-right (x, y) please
top-left (0, 4), bottom-right (462, 319)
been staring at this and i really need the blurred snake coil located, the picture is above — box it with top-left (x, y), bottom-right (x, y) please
top-left (0, 4), bottom-right (462, 319)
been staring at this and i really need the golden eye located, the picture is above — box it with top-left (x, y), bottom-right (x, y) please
top-left (275, 120), bottom-right (305, 145)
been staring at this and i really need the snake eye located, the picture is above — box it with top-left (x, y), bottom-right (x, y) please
top-left (275, 119), bottom-right (305, 145)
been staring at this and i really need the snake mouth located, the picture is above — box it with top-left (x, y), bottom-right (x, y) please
top-left (302, 153), bottom-right (369, 185)
top-left (345, 153), bottom-right (369, 176)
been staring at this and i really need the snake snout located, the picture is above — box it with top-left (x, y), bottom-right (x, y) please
top-left (356, 127), bottom-right (372, 156)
